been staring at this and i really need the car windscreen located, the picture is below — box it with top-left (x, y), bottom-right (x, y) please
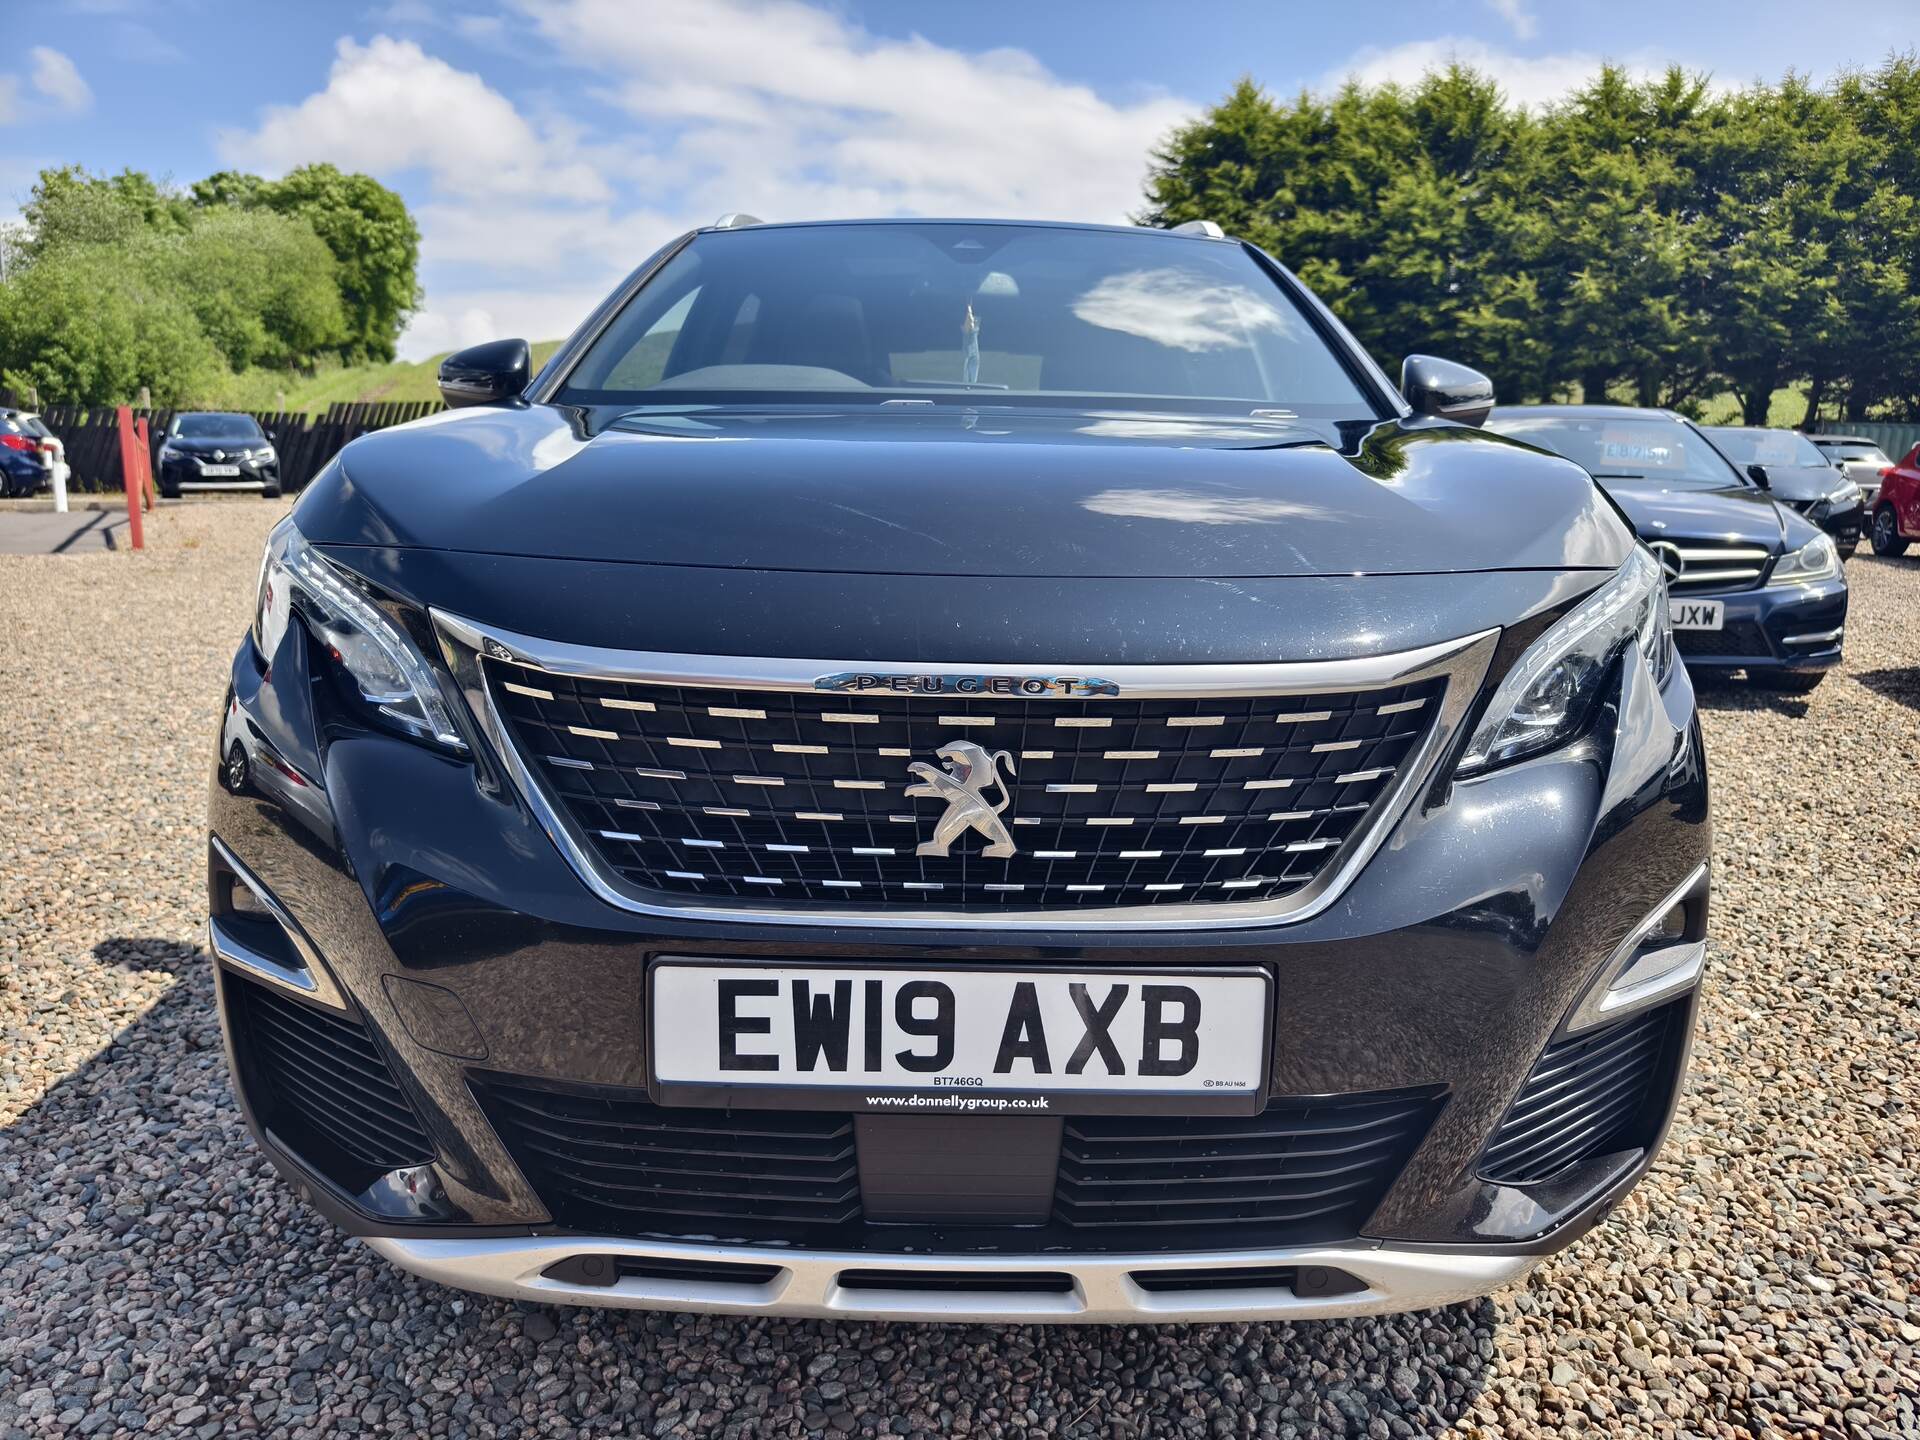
top-left (175, 414), bottom-right (262, 438)
top-left (1704, 427), bottom-right (1829, 469)
top-left (1485, 414), bottom-right (1742, 488)
top-left (1831, 444), bottom-right (1891, 466)
top-left (557, 224), bottom-right (1376, 414)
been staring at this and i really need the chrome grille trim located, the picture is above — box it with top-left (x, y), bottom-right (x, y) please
top-left (432, 611), bottom-right (1499, 931)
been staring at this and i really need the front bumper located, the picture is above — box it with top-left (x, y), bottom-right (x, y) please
top-left (160, 454), bottom-right (278, 491)
top-left (209, 603), bottom-right (1711, 1319)
top-left (1670, 573), bottom-right (1849, 671)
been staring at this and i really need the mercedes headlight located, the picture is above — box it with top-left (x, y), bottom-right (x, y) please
top-left (253, 517), bottom-right (464, 749)
top-left (1768, 533), bottom-right (1840, 586)
top-left (1457, 547), bottom-right (1672, 776)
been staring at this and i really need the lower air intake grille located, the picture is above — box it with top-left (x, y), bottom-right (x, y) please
top-left (483, 658), bottom-right (1446, 911)
top-left (1675, 622), bottom-right (1772, 660)
top-left (1057, 1092), bottom-right (1440, 1235)
top-left (1478, 1002), bottom-right (1684, 1186)
top-left (473, 1077), bottom-right (862, 1237)
top-left (225, 972), bottom-right (432, 1177)
top-left (473, 1075), bottom-right (1440, 1252)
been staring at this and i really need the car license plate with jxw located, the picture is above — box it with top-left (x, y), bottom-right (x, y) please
top-left (199, 463), bottom-right (241, 477)
top-left (648, 962), bottom-right (1272, 1114)
top-left (1669, 598), bottom-right (1724, 631)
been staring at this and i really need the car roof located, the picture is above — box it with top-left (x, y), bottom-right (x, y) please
top-left (692, 217), bottom-right (1233, 243)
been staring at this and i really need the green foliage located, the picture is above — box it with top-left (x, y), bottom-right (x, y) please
top-left (0, 243), bottom-right (224, 406)
top-left (229, 164), bottom-right (423, 364)
top-left (0, 161), bottom-right (421, 405)
top-left (1143, 56), bottom-right (1920, 422)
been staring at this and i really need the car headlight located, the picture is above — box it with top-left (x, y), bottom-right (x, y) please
top-left (254, 445), bottom-right (276, 462)
top-left (1826, 482), bottom-right (1860, 506)
top-left (1768, 533), bottom-right (1840, 586)
top-left (1457, 546), bottom-right (1672, 776)
top-left (254, 517), bottom-right (465, 749)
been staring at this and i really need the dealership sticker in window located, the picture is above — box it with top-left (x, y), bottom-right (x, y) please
top-left (1600, 427), bottom-right (1685, 469)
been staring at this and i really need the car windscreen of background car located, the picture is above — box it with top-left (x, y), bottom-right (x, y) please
top-left (559, 224), bottom-right (1374, 413)
top-left (176, 414), bottom-right (264, 438)
top-left (1487, 414), bottom-right (1741, 487)
top-left (1707, 427), bottom-right (1830, 469)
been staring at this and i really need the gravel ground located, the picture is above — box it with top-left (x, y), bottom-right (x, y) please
top-left (2, 501), bottom-right (1917, 1439)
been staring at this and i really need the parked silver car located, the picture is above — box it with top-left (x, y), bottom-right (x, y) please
top-left (1807, 435), bottom-right (1893, 510)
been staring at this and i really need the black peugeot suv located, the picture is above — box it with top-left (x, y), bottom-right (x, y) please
top-left (208, 218), bottom-right (1709, 1322)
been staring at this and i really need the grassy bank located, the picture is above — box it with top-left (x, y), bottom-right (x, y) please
top-left (197, 341), bottom-right (564, 414)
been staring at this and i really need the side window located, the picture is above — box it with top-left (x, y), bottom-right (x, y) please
top-left (600, 288), bottom-right (701, 389)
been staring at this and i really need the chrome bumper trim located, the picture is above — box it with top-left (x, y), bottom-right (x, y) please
top-left (1782, 627), bottom-right (1844, 646)
top-left (366, 1233), bottom-right (1540, 1322)
top-left (207, 836), bottom-right (348, 1011)
top-left (428, 610), bottom-right (1500, 931)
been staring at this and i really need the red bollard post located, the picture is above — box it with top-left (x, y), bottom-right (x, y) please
top-left (116, 405), bottom-right (145, 551)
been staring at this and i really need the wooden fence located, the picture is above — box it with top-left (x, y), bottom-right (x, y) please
top-left (7, 399), bottom-right (445, 494)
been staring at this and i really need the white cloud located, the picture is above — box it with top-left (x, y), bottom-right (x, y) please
top-left (29, 47), bottom-right (92, 113)
top-left (236, 5), bottom-right (1200, 358)
top-left (218, 36), bottom-right (609, 201)
top-left (1483, 0), bottom-right (1538, 41)
top-left (515, 0), bottom-right (1192, 224)
top-left (399, 284), bottom-right (608, 358)
top-left (0, 78), bottom-right (17, 126)
top-left (1325, 38), bottom-right (1673, 107)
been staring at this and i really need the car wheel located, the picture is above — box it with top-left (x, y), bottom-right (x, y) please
top-left (261, 484), bottom-right (282, 499)
top-left (1750, 668), bottom-right (1827, 694)
top-left (1872, 505), bottom-right (1910, 556)
top-left (224, 742), bottom-right (249, 794)
top-left (158, 480), bottom-right (181, 500)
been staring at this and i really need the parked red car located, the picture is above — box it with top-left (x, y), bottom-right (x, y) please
top-left (1870, 443), bottom-right (1920, 556)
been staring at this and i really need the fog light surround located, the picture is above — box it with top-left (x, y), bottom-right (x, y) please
top-left (1562, 863), bottom-right (1709, 1037)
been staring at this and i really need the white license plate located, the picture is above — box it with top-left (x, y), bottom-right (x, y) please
top-left (649, 963), bottom-right (1271, 1113)
top-left (1669, 599), bottom-right (1724, 631)
top-left (199, 463), bottom-right (241, 477)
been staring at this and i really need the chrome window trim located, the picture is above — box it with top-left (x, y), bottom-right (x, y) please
top-left (431, 609), bottom-right (1499, 932)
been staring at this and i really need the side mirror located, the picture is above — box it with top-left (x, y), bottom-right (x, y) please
top-left (439, 338), bottom-right (530, 408)
top-left (1399, 354), bottom-right (1495, 427)
top-left (1745, 463), bottom-right (1772, 490)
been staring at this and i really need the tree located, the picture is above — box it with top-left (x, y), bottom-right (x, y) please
top-left (155, 208), bottom-right (347, 371)
top-left (0, 241), bottom-right (224, 405)
top-left (236, 164), bottom-right (421, 362)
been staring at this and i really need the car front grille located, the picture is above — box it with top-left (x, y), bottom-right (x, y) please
top-left (1478, 1001), bottom-right (1685, 1186)
top-left (225, 972), bottom-right (433, 1179)
top-left (473, 1075), bottom-right (1441, 1252)
top-left (483, 659), bottom-right (1446, 911)
top-left (1657, 540), bottom-right (1772, 592)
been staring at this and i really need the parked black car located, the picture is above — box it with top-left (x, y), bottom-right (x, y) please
top-left (1486, 406), bottom-right (1847, 693)
top-left (156, 412), bottom-right (280, 498)
top-left (209, 218), bottom-right (1710, 1323)
top-left (1702, 425), bottom-right (1865, 556)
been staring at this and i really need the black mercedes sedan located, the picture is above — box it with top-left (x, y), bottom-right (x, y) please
top-left (1701, 425), bottom-right (1866, 557)
top-left (208, 218), bottom-right (1710, 1323)
top-left (156, 412), bottom-right (281, 498)
top-left (1486, 406), bottom-right (1847, 693)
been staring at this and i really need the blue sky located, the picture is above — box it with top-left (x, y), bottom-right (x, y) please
top-left (11, 0), bottom-right (1917, 358)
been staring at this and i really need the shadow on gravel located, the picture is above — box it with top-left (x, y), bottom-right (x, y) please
top-left (90, 935), bottom-right (202, 976)
top-left (1852, 666), bottom-right (1920, 712)
top-left (1686, 671), bottom-right (1813, 719)
top-left (0, 943), bottom-right (1497, 1439)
